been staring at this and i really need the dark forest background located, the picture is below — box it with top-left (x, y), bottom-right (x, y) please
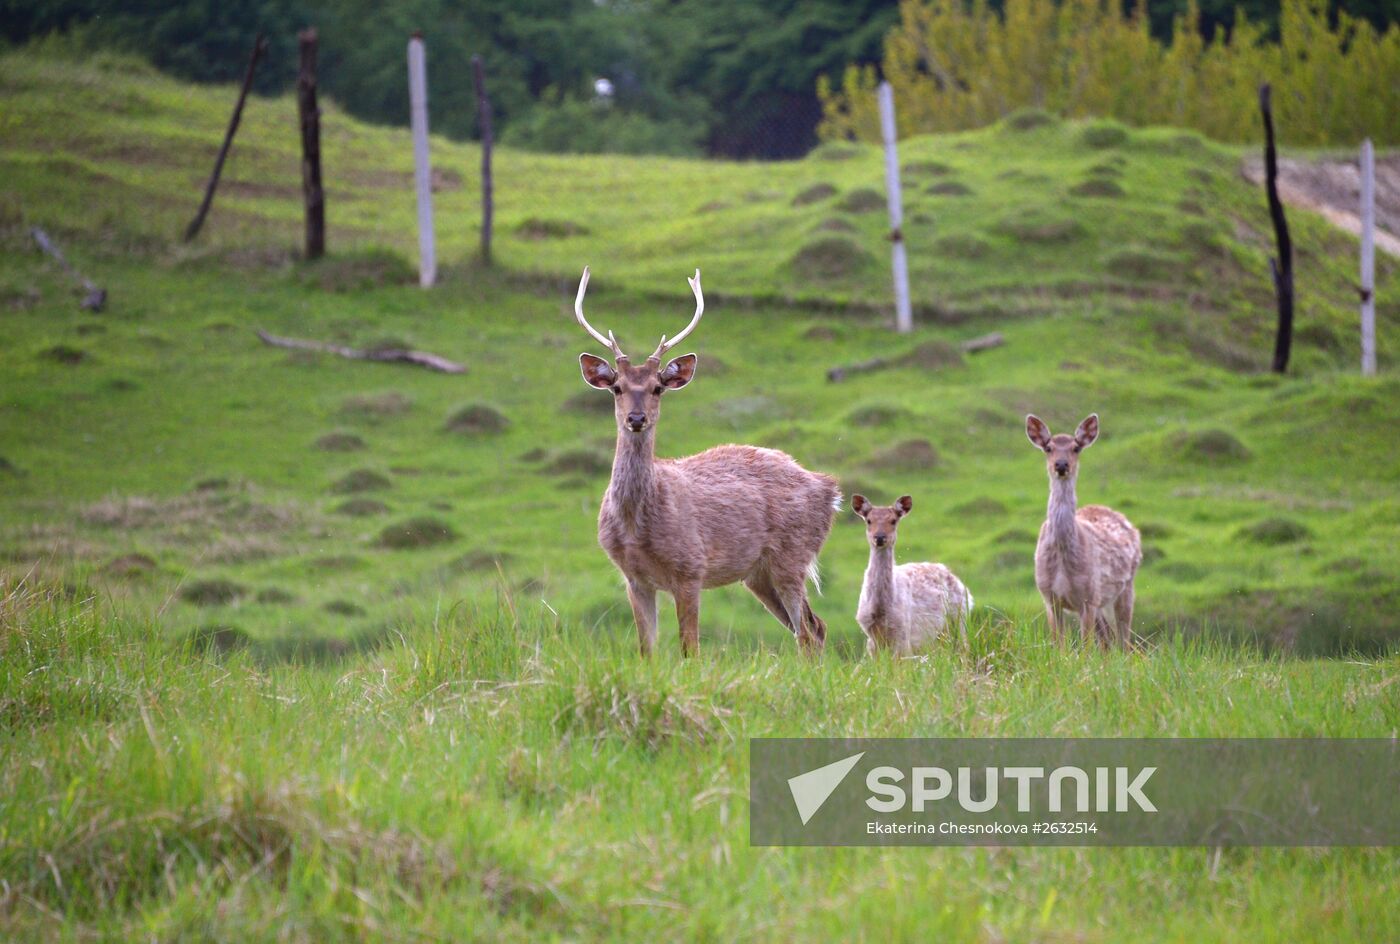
top-left (3, 0), bottom-right (1397, 158)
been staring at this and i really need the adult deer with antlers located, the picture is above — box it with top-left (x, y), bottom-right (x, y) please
top-left (573, 267), bottom-right (840, 656)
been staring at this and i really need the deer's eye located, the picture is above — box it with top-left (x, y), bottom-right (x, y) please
top-left (609, 385), bottom-right (620, 395)
top-left (1044, 446), bottom-right (1052, 454)
top-left (1072, 445), bottom-right (1081, 453)
top-left (652, 385), bottom-right (663, 396)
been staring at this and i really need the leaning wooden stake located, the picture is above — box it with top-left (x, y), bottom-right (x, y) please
top-left (185, 33), bottom-right (268, 243)
top-left (298, 28), bottom-right (326, 260)
top-left (407, 32), bottom-right (436, 286)
top-left (1259, 83), bottom-right (1294, 374)
top-left (472, 54), bottom-right (495, 266)
top-left (1360, 138), bottom-right (1376, 377)
top-left (878, 81), bottom-right (912, 333)
top-left (255, 329), bottom-right (465, 373)
top-left (31, 227), bottom-right (106, 311)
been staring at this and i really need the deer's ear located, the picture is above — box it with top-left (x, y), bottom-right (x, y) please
top-left (851, 494), bottom-right (869, 517)
top-left (580, 353), bottom-right (617, 389)
top-left (895, 495), bottom-right (913, 516)
top-left (1026, 414), bottom-right (1051, 449)
top-left (659, 353), bottom-right (697, 390)
top-left (1075, 413), bottom-right (1100, 448)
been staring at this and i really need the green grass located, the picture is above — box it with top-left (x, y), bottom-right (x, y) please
top-left (3, 586), bottom-right (1398, 941)
top-left (2, 48), bottom-right (1400, 940)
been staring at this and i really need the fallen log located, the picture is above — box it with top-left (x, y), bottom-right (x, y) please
top-left (255, 329), bottom-right (465, 373)
top-left (30, 227), bottom-right (106, 311)
top-left (827, 331), bottom-right (1003, 382)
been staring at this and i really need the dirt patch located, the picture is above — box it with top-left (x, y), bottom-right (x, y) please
top-left (696, 200), bottom-right (729, 213)
top-left (444, 403), bottom-right (509, 435)
top-left (103, 553), bottom-right (156, 578)
top-left (180, 578), bottom-right (247, 607)
top-left (905, 160), bottom-right (953, 176)
top-left (1240, 153), bottom-right (1400, 257)
top-left (40, 344), bottom-right (87, 365)
top-left (563, 390), bottom-right (613, 414)
top-left (1003, 109), bottom-right (1057, 131)
top-left (330, 469), bottom-right (391, 494)
top-left (1172, 428), bottom-right (1251, 463)
top-left (315, 432), bottom-right (366, 452)
top-left (377, 516), bottom-right (457, 549)
top-left (868, 438), bottom-right (939, 471)
top-left (933, 234), bottom-right (991, 259)
top-left (952, 496), bottom-right (1007, 517)
top-left (846, 404), bottom-right (911, 427)
top-left (815, 217), bottom-right (856, 234)
top-left (515, 218), bottom-right (590, 239)
top-left (1070, 179), bottom-right (1125, 198)
top-left (542, 449), bottom-right (612, 477)
top-left (803, 323), bottom-right (842, 342)
top-left (1080, 122), bottom-right (1129, 149)
top-left (790, 236), bottom-right (874, 279)
top-left (792, 183), bottom-right (838, 207)
top-left (297, 249), bottom-right (414, 292)
top-left (837, 188), bottom-right (885, 213)
top-left (996, 215), bottom-right (1085, 243)
top-left (1237, 517), bottom-right (1312, 546)
top-left (904, 340), bottom-right (964, 370)
top-left (334, 498), bottom-right (388, 517)
top-left (340, 391), bottom-right (412, 419)
top-left (185, 624), bottom-right (250, 654)
top-left (927, 181), bottom-right (973, 197)
top-left (1104, 248), bottom-right (1182, 281)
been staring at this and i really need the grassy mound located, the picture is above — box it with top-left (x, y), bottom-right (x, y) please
top-left (443, 403), bottom-right (509, 435)
top-left (377, 516), bottom-right (457, 549)
top-left (330, 469), bottom-right (391, 494)
top-left (790, 236), bottom-right (874, 279)
top-left (791, 182), bottom-right (837, 206)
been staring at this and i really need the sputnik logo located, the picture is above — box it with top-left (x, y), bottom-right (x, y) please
top-left (787, 752), bottom-right (865, 825)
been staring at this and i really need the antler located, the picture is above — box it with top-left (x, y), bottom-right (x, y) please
top-left (648, 269), bottom-right (704, 362)
top-left (574, 266), bottom-right (626, 360)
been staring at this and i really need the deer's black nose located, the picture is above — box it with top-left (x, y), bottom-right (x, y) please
top-left (874, 534), bottom-right (887, 547)
top-left (1054, 460), bottom-right (1069, 476)
top-left (626, 411), bottom-right (647, 431)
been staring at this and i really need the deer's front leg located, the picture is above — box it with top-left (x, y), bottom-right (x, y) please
top-left (627, 580), bottom-right (658, 657)
top-left (674, 584), bottom-right (701, 657)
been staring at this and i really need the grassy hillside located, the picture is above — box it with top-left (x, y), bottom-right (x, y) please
top-left (2, 46), bottom-right (1400, 943)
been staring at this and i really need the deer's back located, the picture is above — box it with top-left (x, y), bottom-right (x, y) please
top-left (1077, 504), bottom-right (1142, 587)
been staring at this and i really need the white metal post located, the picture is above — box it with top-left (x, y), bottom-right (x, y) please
top-left (408, 33), bottom-right (436, 288)
top-left (1361, 138), bottom-right (1376, 376)
top-left (878, 81), bottom-right (912, 333)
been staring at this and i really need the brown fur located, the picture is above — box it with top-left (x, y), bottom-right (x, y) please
top-left (581, 353), bottom-right (838, 656)
top-left (1026, 414), bottom-right (1142, 649)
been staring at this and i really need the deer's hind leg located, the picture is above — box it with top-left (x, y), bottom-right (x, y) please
top-left (773, 572), bottom-right (823, 655)
top-left (1113, 585), bottom-right (1135, 649)
top-left (744, 571), bottom-right (799, 636)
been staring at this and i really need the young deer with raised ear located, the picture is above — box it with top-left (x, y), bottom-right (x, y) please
top-left (573, 267), bottom-right (840, 657)
top-left (1025, 414), bottom-right (1142, 649)
top-left (852, 494), bottom-right (973, 656)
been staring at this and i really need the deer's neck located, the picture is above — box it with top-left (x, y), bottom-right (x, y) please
top-left (1046, 476), bottom-right (1080, 552)
top-left (862, 545), bottom-right (896, 624)
top-left (607, 428), bottom-right (657, 518)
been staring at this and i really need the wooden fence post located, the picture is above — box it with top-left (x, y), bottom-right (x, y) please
top-left (408, 32), bottom-right (435, 286)
top-left (185, 33), bottom-right (267, 242)
top-left (1360, 138), bottom-right (1376, 377)
top-left (298, 28), bottom-right (325, 260)
top-left (1259, 83), bottom-right (1293, 374)
top-left (472, 55), bottom-right (494, 267)
top-left (878, 81), bottom-right (912, 334)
